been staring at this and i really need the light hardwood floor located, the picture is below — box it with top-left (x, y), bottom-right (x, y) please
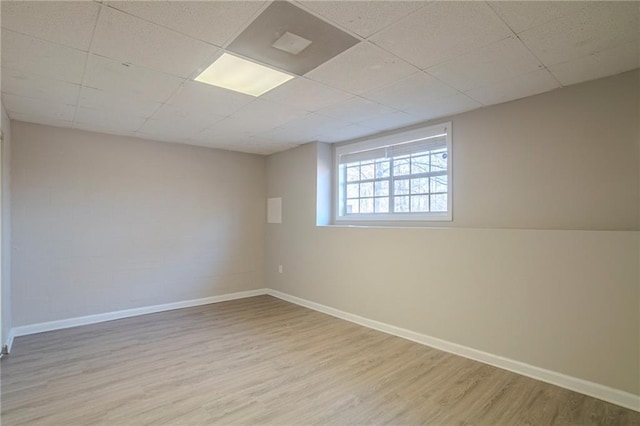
top-left (1, 295), bottom-right (638, 425)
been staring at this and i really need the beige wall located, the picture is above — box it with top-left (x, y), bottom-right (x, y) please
top-left (11, 122), bottom-right (266, 326)
top-left (1, 103), bottom-right (11, 347)
top-left (335, 70), bottom-right (639, 230)
top-left (266, 71), bottom-right (640, 395)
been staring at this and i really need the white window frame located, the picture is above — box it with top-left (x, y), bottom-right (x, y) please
top-left (334, 122), bottom-right (452, 223)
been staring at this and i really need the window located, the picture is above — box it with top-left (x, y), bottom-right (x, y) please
top-left (335, 122), bottom-right (452, 222)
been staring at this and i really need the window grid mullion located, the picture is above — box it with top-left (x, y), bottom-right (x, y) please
top-left (389, 156), bottom-right (396, 213)
top-left (342, 164), bottom-right (347, 216)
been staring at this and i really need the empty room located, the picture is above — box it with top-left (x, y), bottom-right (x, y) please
top-left (0, 0), bottom-right (639, 424)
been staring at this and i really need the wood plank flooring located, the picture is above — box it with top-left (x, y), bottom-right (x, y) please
top-left (1, 295), bottom-right (638, 425)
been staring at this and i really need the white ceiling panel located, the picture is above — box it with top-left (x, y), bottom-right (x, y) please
top-left (317, 124), bottom-right (375, 143)
top-left (106, 1), bottom-right (266, 47)
top-left (519, 2), bottom-right (640, 66)
top-left (73, 122), bottom-right (137, 138)
top-left (2, 1), bottom-right (637, 153)
top-left (357, 110), bottom-right (421, 133)
top-left (1, 30), bottom-right (87, 84)
top-left (306, 42), bottom-right (417, 95)
top-left (318, 96), bottom-right (401, 124)
top-left (299, 1), bottom-right (427, 38)
top-left (74, 106), bottom-right (147, 133)
top-left (148, 103), bottom-right (226, 130)
top-left (2, 68), bottom-right (81, 105)
top-left (246, 142), bottom-right (299, 156)
top-left (261, 77), bottom-right (352, 112)
top-left (91, 6), bottom-right (219, 78)
top-left (371, 2), bottom-right (513, 69)
top-left (78, 86), bottom-right (162, 118)
top-left (264, 112), bottom-right (353, 144)
top-left (400, 93), bottom-right (482, 121)
top-left (362, 71), bottom-right (457, 111)
top-left (549, 42), bottom-right (640, 86)
top-left (0, 1), bottom-right (100, 51)
top-left (228, 99), bottom-right (310, 131)
top-left (465, 69), bottom-right (560, 106)
top-left (238, 140), bottom-right (299, 156)
top-left (165, 81), bottom-right (255, 120)
top-left (488, 1), bottom-right (591, 34)
top-left (260, 126), bottom-right (316, 145)
top-left (8, 112), bottom-right (72, 129)
top-left (427, 36), bottom-right (544, 92)
top-left (190, 121), bottom-right (255, 145)
top-left (2, 93), bottom-right (75, 122)
top-left (83, 55), bottom-right (184, 103)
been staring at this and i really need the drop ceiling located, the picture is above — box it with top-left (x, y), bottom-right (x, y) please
top-left (1, 1), bottom-right (638, 155)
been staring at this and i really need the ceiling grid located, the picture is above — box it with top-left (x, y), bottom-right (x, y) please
top-left (1, 0), bottom-right (637, 155)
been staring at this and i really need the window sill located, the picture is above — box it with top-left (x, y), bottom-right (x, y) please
top-left (320, 222), bottom-right (455, 229)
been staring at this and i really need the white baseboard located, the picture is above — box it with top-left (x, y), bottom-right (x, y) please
top-left (11, 289), bottom-right (267, 338)
top-left (6, 287), bottom-right (639, 412)
top-left (266, 289), bottom-right (640, 412)
top-left (5, 328), bottom-right (14, 353)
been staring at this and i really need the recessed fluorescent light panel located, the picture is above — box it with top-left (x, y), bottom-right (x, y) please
top-left (195, 53), bottom-right (294, 97)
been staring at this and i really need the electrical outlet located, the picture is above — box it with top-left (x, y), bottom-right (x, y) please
top-left (278, 264), bottom-right (283, 274)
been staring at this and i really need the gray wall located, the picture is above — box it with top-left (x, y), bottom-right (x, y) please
top-left (1, 103), bottom-right (11, 348)
top-left (11, 123), bottom-right (266, 326)
top-left (332, 70), bottom-right (639, 230)
top-left (265, 71), bottom-right (640, 395)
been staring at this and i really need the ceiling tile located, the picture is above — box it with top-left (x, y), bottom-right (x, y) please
top-left (2, 93), bottom-right (75, 122)
top-left (318, 96), bottom-right (400, 124)
top-left (263, 112), bottom-right (353, 144)
top-left (249, 142), bottom-right (299, 156)
top-left (83, 54), bottom-right (184, 103)
top-left (2, 68), bottom-right (81, 105)
top-left (305, 42), bottom-right (417, 94)
top-left (317, 124), bottom-right (375, 143)
top-left (519, 2), bottom-right (640, 66)
top-left (237, 139), bottom-right (298, 156)
top-left (74, 106), bottom-right (147, 133)
top-left (9, 112), bottom-right (73, 129)
top-left (548, 42), bottom-right (640, 86)
top-left (299, 1), bottom-right (426, 38)
top-left (402, 93), bottom-right (482, 121)
top-left (362, 71), bottom-right (457, 111)
top-left (261, 77), bottom-right (352, 112)
top-left (149, 103), bottom-right (226, 130)
top-left (78, 86), bottom-right (162, 118)
top-left (1, 1), bottom-right (100, 51)
top-left (228, 99), bottom-right (310, 131)
top-left (163, 80), bottom-right (254, 120)
top-left (427, 36), bottom-right (543, 92)
top-left (488, 1), bottom-right (591, 34)
top-left (357, 110), bottom-right (422, 133)
top-left (106, 1), bottom-right (265, 47)
top-left (465, 69), bottom-right (560, 106)
top-left (371, 2), bottom-right (513, 69)
top-left (91, 6), bottom-right (219, 78)
top-left (190, 120), bottom-right (255, 145)
top-left (1, 30), bottom-right (88, 84)
top-left (73, 122), bottom-right (137, 138)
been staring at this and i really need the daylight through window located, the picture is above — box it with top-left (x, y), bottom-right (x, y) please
top-left (335, 122), bottom-right (452, 222)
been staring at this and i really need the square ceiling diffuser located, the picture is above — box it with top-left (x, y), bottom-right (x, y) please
top-left (227, 1), bottom-right (360, 76)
